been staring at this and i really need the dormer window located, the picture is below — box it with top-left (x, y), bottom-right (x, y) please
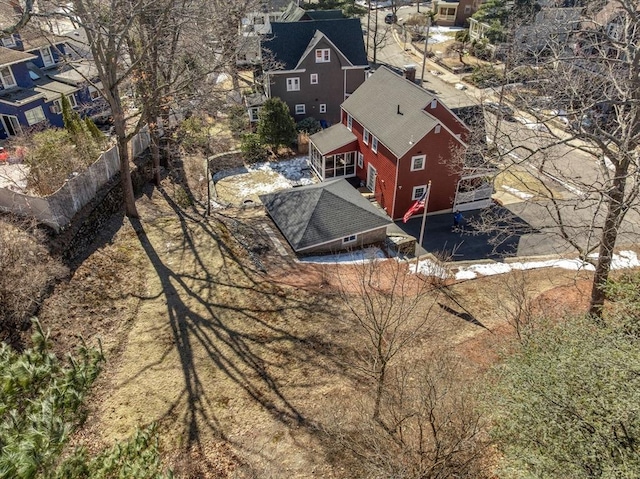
top-left (1, 35), bottom-right (16, 47)
top-left (315, 48), bottom-right (330, 63)
top-left (0, 66), bottom-right (17, 88)
top-left (40, 47), bottom-right (55, 67)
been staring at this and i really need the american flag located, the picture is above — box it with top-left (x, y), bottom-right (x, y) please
top-left (402, 187), bottom-right (428, 223)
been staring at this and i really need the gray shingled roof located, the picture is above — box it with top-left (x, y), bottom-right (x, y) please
top-left (264, 18), bottom-right (367, 70)
top-left (341, 66), bottom-right (439, 158)
top-left (0, 46), bottom-right (35, 66)
top-left (260, 179), bottom-right (390, 252)
top-left (309, 123), bottom-right (356, 155)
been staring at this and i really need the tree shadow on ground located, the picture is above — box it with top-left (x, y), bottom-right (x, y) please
top-left (127, 188), bottom-right (352, 465)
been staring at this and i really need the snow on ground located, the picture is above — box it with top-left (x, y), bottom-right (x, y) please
top-left (429, 26), bottom-right (463, 44)
top-left (450, 251), bottom-right (640, 281)
top-left (248, 156), bottom-right (316, 185)
top-left (501, 185), bottom-right (533, 200)
top-left (213, 155), bottom-right (317, 206)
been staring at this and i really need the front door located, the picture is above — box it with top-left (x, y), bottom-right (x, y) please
top-left (367, 164), bottom-right (377, 193)
top-left (0, 115), bottom-right (20, 137)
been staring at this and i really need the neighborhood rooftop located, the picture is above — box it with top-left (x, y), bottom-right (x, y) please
top-left (264, 17), bottom-right (368, 70)
top-left (260, 179), bottom-right (391, 252)
top-left (342, 66), bottom-right (440, 159)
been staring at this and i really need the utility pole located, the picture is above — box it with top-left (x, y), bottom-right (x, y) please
top-left (420, 16), bottom-right (431, 87)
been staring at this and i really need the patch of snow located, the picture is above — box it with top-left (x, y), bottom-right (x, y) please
top-left (301, 249), bottom-right (386, 264)
top-left (451, 251), bottom-right (640, 281)
top-left (410, 258), bottom-right (449, 279)
top-left (248, 155), bottom-right (315, 185)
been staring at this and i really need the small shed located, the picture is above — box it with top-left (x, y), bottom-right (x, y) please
top-left (260, 179), bottom-right (391, 254)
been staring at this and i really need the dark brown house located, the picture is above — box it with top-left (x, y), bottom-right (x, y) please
top-left (261, 17), bottom-right (368, 126)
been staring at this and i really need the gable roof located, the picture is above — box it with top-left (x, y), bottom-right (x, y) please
top-left (342, 66), bottom-right (451, 158)
top-left (260, 179), bottom-right (391, 251)
top-left (0, 45), bottom-right (35, 66)
top-left (264, 18), bottom-right (367, 70)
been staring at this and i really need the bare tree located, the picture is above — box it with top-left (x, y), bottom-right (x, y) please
top-left (331, 353), bottom-right (489, 479)
top-left (478, 0), bottom-right (640, 320)
top-left (335, 255), bottom-right (441, 421)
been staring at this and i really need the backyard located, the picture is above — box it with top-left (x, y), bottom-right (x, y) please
top-left (30, 150), bottom-right (640, 477)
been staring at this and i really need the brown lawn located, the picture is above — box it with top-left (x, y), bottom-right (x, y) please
top-left (38, 172), bottom-right (595, 477)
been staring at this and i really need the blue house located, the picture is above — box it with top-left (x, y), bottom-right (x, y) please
top-left (0, 27), bottom-right (108, 140)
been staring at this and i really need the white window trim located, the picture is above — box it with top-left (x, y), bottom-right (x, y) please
top-left (88, 86), bottom-right (101, 100)
top-left (371, 136), bottom-right (378, 153)
top-left (286, 77), bottom-right (300, 91)
top-left (1, 36), bottom-right (16, 47)
top-left (67, 94), bottom-right (77, 108)
top-left (0, 66), bottom-right (17, 88)
top-left (40, 46), bottom-right (55, 67)
top-left (435, 125), bottom-right (441, 134)
top-left (25, 106), bottom-right (46, 126)
top-left (347, 114), bottom-right (352, 131)
top-left (51, 99), bottom-right (62, 114)
top-left (342, 234), bottom-right (357, 244)
top-left (410, 154), bottom-right (426, 171)
top-left (315, 48), bottom-right (330, 63)
top-left (357, 152), bottom-right (363, 168)
top-left (295, 104), bottom-right (305, 115)
top-left (319, 103), bottom-right (326, 113)
top-left (310, 73), bottom-right (318, 84)
top-left (412, 184), bottom-right (427, 201)
top-left (363, 128), bottom-right (369, 145)
top-left (430, 99), bottom-right (437, 109)
top-left (249, 107), bottom-right (260, 122)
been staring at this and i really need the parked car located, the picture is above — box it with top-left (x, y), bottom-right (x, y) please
top-left (483, 101), bottom-right (516, 121)
top-left (385, 13), bottom-right (397, 24)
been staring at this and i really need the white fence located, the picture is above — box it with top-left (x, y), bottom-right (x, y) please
top-left (0, 126), bottom-right (150, 231)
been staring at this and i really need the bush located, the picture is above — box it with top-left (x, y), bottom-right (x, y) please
top-left (228, 104), bottom-right (250, 138)
top-left (296, 117), bottom-right (322, 134)
top-left (0, 221), bottom-right (67, 345)
top-left (22, 129), bottom-right (93, 195)
top-left (176, 115), bottom-right (210, 153)
top-left (240, 133), bottom-right (268, 163)
top-left (257, 98), bottom-right (296, 150)
top-left (467, 64), bottom-right (504, 88)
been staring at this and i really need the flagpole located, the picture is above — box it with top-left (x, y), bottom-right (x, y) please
top-left (417, 180), bottom-right (432, 249)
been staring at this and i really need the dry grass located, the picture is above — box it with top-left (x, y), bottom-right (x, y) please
top-left (36, 183), bottom-right (595, 478)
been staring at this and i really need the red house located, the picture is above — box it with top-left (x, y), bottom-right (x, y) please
top-left (309, 66), bottom-right (481, 222)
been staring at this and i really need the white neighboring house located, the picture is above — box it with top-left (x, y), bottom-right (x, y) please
top-left (237, 0), bottom-right (294, 66)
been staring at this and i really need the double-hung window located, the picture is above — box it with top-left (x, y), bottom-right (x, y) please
top-left (40, 47), bottom-right (55, 67)
top-left (25, 106), bottom-right (46, 126)
top-left (295, 104), bottom-right (305, 115)
top-left (363, 129), bottom-right (370, 145)
top-left (371, 136), bottom-right (378, 153)
top-left (347, 114), bottom-right (352, 131)
top-left (0, 66), bottom-right (16, 88)
top-left (357, 152), bottom-right (364, 168)
top-left (1, 35), bottom-right (16, 47)
top-left (319, 104), bottom-right (327, 113)
top-left (411, 154), bottom-right (426, 171)
top-left (310, 73), bottom-right (318, 84)
top-left (412, 185), bottom-right (427, 201)
top-left (315, 48), bottom-right (330, 63)
top-left (286, 77), bottom-right (300, 91)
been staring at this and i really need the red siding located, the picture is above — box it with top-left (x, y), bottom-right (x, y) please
top-left (340, 108), bottom-right (465, 220)
top-left (394, 129), bottom-right (464, 220)
top-left (424, 101), bottom-right (470, 141)
top-left (342, 114), bottom-right (399, 217)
